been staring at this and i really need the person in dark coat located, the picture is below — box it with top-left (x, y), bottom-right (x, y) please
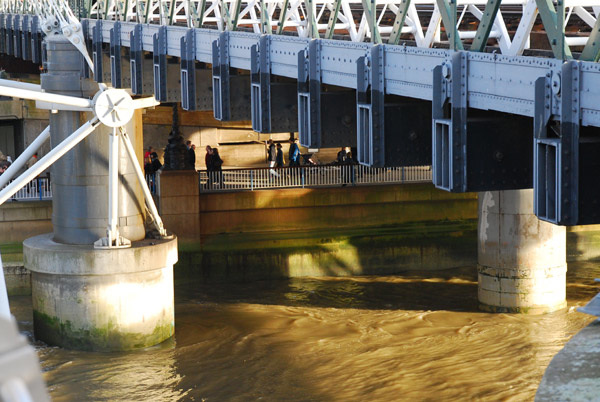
top-left (288, 138), bottom-right (300, 166)
top-left (276, 143), bottom-right (285, 168)
top-left (267, 139), bottom-right (279, 178)
top-left (337, 147), bottom-right (350, 186)
top-left (211, 147), bottom-right (224, 187)
top-left (150, 152), bottom-right (162, 173)
top-left (204, 145), bottom-right (213, 188)
top-left (188, 144), bottom-right (196, 170)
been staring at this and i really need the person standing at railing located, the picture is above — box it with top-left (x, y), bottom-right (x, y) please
top-left (204, 145), bottom-right (214, 189)
top-left (288, 138), bottom-right (300, 167)
top-left (188, 144), bottom-right (196, 170)
top-left (150, 152), bottom-right (162, 172)
top-left (144, 146), bottom-right (154, 165)
top-left (337, 147), bottom-right (350, 187)
top-left (276, 143), bottom-right (285, 168)
top-left (211, 148), bottom-right (224, 188)
top-left (267, 139), bottom-right (279, 178)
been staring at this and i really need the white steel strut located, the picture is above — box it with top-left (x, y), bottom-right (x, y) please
top-left (0, 0), bottom-right (169, 249)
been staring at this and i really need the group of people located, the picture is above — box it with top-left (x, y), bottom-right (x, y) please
top-left (145, 140), bottom-right (199, 175)
top-left (0, 151), bottom-right (38, 177)
top-left (143, 146), bottom-right (162, 175)
top-left (204, 145), bottom-right (223, 188)
top-left (266, 138), bottom-right (300, 176)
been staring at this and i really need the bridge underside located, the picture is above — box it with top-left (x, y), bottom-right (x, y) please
top-left (2, 11), bottom-right (600, 227)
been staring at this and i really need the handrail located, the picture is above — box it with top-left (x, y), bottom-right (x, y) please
top-left (197, 164), bottom-right (432, 192)
top-left (0, 177), bottom-right (53, 202)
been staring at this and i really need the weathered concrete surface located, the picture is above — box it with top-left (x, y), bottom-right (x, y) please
top-left (568, 225), bottom-right (600, 262)
top-left (0, 201), bottom-right (52, 243)
top-left (177, 221), bottom-right (477, 283)
top-left (196, 182), bottom-right (478, 237)
top-left (536, 319), bottom-right (600, 401)
top-left (24, 234), bottom-right (178, 351)
top-left (478, 190), bottom-right (567, 314)
top-left (3, 263), bottom-right (30, 296)
top-left (158, 175), bottom-right (479, 281)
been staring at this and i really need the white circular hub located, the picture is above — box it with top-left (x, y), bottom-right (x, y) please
top-left (93, 88), bottom-right (134, 128)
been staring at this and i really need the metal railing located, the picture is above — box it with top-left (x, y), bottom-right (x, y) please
top-left (146, 173), bottom-right (158, 195)
top-left (199, 164), bottom-right (431, 192)
top-left (1, 177), bottom-right (52, 201)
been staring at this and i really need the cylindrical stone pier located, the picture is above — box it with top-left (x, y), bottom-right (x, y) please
top-left (478, 189), bottom-right (567, 314)
top-left (42, 36), bottom-right (145, 244)
top-left (25, 235), bottom-right (177, 351)
top-left (23, 36), bottom-right (177, 351)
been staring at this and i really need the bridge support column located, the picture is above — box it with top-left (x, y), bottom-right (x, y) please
top-left (250, 35), bottom-right (297, 133)
top-left (297, 39), bottom-right (356, 149)
top-left (23, 35), bottom-right (177, 351)
top-left (478, 189), bottom-right (566, 314)
top-left (356, 45), bottom-right (432, 167)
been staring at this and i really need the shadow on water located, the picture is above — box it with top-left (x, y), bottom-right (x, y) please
top-left (175, 266), bottom-right (482, 313)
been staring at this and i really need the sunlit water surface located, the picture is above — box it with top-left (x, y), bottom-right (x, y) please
top-left (9, 262), bottom-right (600, 401)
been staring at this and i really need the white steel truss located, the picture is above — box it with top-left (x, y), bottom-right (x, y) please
top-left (1, 0), bottom-right (596, 57)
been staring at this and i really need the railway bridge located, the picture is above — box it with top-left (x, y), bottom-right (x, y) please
top-left (2, 0), bottom-right (600, 350)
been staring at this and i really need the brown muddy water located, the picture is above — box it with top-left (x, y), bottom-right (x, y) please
top-left (9, 261), bottom-right (600, 401)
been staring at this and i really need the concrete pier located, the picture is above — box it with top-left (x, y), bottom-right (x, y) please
top-left (477, 189), bottom-right (567, 314)
top-left (22, 36), bottom-right (177, 350)
top-left (24, 234), bottom-right (176, 351)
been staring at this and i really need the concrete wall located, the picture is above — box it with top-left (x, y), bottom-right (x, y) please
top-left (0, 201), bottom-right (52, 244)
top-left (197, 183), bottom-right (478, 235)
top-left (4, 178), bottom-right (600, 288)
top-left (567, 225), bottom-right (600, 262)
top-left (0, 200), bottom-right (52, 296)
top-left (155, 171), bottom-right (481, 282)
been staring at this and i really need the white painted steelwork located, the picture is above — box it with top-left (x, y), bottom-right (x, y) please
top-left (3, 0), bottom-right (597, 56)
top-left (0, 126), bottom-right (50, 190)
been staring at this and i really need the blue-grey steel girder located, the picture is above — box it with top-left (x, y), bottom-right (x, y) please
top-left (212, 31), bottom-right (229, 120)
top-left (0, 14), bottom-right (5, 55)
top-left (181, 28), bottom-right (196, 110)
top-left (250, 35), bottom-right (271, 132)
top-left (297, 39), bottom-right (321, 148)
top-left (92, 19), bottom-right (103, 81)
top-left (21, 14), bottom-right (30, 61)
top-left (110, 21), bottom-right (122, 88)
top-left (251, 35), bottom-right (298, 133)
top-left (130, 23), bottom-right (143, 95)
top-left (432, 51), bottom-right (467, 192)
top-left (13, 14), bottom-right (21, 59)
top-left (31, 16), bottom-right (42, 64)
top-left (534, 61), bottom-right (580, 225)
top-left (356, 45), bottom-right (385, 167)
top-left (5, 14), bottom-right (13, 56)
top-left (180, 28), bottom-right (213, 111)
top-left (153, 25), bottom-right (168, 102)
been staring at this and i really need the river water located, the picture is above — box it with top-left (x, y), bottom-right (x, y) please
top-left (9, 262), bottom-right (600, 401)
